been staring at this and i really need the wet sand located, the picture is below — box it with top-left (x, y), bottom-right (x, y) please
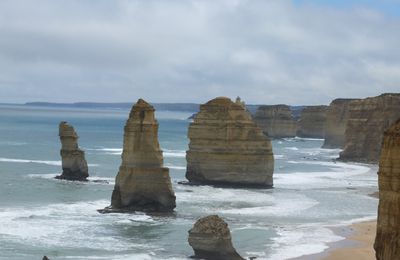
top-left (292, 220), bottom-right (376, 260)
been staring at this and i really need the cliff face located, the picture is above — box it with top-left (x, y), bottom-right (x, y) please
top-left (56, 122), bottom-right (89, 181)
top-left (297, 106), bottom-right (328, 138)
top-left (322, 99), bottom-right (357, 148)
top-left (339, 93), bottom-right (400, 163)
top-left (253, 105), bottom-right (297, 138)
top-left (374, 120), bottom-right (400, 260)
top-left (188, 215), bottom-right (244, 260)
top-left (102, 99), bottom-right (176, 213)
top-left (186, 97), bottom-right (274, 187)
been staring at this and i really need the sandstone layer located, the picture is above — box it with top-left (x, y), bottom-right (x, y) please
top-left (296, 105), bottom-right (328, 138)
top-left (253, 104), bottom-right (297, 138)
top-left (339, 93), bottom-right (400, 163)
top-left (186, 97), bottom-right (274, 187)
top-left (56, 122), bottom-right (89, 181)
top-left (188, 215), bottom-right (244, 260)
top-left (101, 99), bottom-right (176, 213)
top-left (374, 120), bottom-right (400, 260)
top-left (322, 99), bottom-right (357, 148)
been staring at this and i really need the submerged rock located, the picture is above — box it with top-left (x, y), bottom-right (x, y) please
top-left (322, 99), bottom-right (357, 148)
top-left (253, 104), bottom-right (297, 138)
top-left (374, 120), bottom-right (400, 259)
top-left (339, 93), bottom-right (400, 163)
top-left (188, 215), bottom-right (244, 260)
top-left (100, 99), bottom-right (176, 213)
top-left (56, 122), bottom-right (89, 181)
top-left (296, 105), bottom-right (328, 138)
top-left (186, 97), bottom-right (274, 187)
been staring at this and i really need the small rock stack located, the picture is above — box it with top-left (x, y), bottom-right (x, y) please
top-left (188, 215), bottom-right (244, 260)
top-left (102, 99), bottom-right (176, 213)
top-left (374, 120), bottom-right (400, 260)
top-left (56, 122), bottom-right (89, 181)
top-left (186, 97), bottom-right (274, 187)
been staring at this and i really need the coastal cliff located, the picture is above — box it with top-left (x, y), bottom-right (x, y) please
top-left (56, 122), bottom-right (89, 181)
top-left (374, 120), bottom-right (400, 260)
top-left (297, 106), bottom-right (328, 138)
top-left (101, 99), bottom-right (176, 213)
top-left (188, 215), bottom-right (244, 260)
top-left (322, 99), bottom-right (357, 148)
top-left (339, 93), bottom-right (400, 163)
top-left (186, 97), bottom-right (274, 187)
top-left (253, 104), bottom-right (297, 138)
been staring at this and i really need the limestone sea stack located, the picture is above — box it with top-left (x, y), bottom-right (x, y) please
top-left (186, 97), bottom-right (274, 187)
top-left (253, 104), bottom-right (297, 138)
top-left (188, 215), bottom-right (244, 260)
top-left (102, 99), bottom-right (176, 213)
top-left (374, 120), bottom-right (400, 259)
top-left (296, 105), bottom-right (328, 138)
top-left (322, 98), bottom-right (358, 148)
top-left (56, 122), bottom-right (89, 181)
top-left (339, 93), bottom-right (400, 163)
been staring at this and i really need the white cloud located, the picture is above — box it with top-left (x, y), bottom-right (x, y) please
top-left (0, 0), bottom-right (399, 104)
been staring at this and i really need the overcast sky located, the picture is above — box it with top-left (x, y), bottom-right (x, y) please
top-left (0, 0), bottom-right (399, 105)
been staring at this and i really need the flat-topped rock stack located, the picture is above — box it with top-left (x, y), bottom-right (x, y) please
top-left (296, 105), bottom-right (328, 138)
top-left (374, 120), bottom-right (400, 260)
top-left (322, 98), bottom-right (358, 148)
top-left (188, 215), bottom-right (244, 260)
top-left (100, 99), bottom-right (176, 213)
top-left (186, 97), bottom-right (274, 187)
top-left (253, 104), bottom-right (297, 138)
top-left (339, 93), bottom-right (400, 163)
top-left (56, 122), bottom-right (89, 181)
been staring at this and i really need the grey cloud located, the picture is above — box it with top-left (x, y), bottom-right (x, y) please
top-left (0, 0), bottom-right (399, 104)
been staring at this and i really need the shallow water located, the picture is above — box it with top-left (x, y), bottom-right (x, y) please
top-left (0, 104), bottom-right (378, 260)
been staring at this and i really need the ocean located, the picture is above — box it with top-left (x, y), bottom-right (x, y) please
top-left (0, 104), bottom-right (378, 260)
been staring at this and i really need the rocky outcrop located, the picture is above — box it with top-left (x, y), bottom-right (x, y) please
top-left (253, 104), bottom-right (297, 138)
top-left (56, 122), bottom-right (89, 181)
top-left (186, 97), bottom-right (274, 187)
top-left (374, 120), bottom-right (400, 260)
top-left (100, 99), bottom-right (176, 213)
top-left (322, 99), bottom-right (358, 148)
top-left (188, 215), bottom-right (244, 260)
top-left (296, 105), bottom-right (328, 138)
top-left (339, 93), bottom-right (400, 163)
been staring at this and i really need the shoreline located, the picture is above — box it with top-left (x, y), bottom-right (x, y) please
top-left (292, 220), bottom-right (377, 260)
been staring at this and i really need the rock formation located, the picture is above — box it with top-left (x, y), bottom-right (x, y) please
top-left (188, 215), bottom-right (244, 260)
top-left (253, 104), bottom-right (297, 138)
top-left (186, 97), bottom-right (274, 187)
top-left (296, 105), bottom-right (328, 138)
top-left (339, 93), bottom-right (400, 163)
top-left (101, 99), bottom-right (176, 213)
top-left (322, 99), bottom-right (357, 148)
top-left (56, 122), bottom-right (89, 181)
top-left (374, 120), bottom-right (400, 260)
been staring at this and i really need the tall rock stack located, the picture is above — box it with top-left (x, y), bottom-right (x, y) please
top-left (56, 122), bottom-right (89, 181)
top-left (253, 105), bottom-right (297, 138)
top-left (374, 120), bottom-right (400, 260)
top-left (296, 105), bottom-right (328, 138)
top-left (188, 215), bottom-right (244, 260)
top-left (102, 99), bottom-right (176, 213)
top-left (339, 93), bottom-right (400, 163)
top-left (186, 97), bottom-right (274, 187)
top-left (322, 99), bottom-right (358, 148)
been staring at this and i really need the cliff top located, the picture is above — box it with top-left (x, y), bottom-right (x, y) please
top-left (190, 215), bottom-right (230, 236)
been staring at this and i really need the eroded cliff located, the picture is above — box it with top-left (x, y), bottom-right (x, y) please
top-left (297, 105), bottom-right (328, 138)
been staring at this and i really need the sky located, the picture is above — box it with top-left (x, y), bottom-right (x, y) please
top-left (0, 0), bottom-right (399, 105)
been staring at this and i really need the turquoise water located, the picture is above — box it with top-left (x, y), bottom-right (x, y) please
top-left (0, 105), bottom-right (378, 260)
